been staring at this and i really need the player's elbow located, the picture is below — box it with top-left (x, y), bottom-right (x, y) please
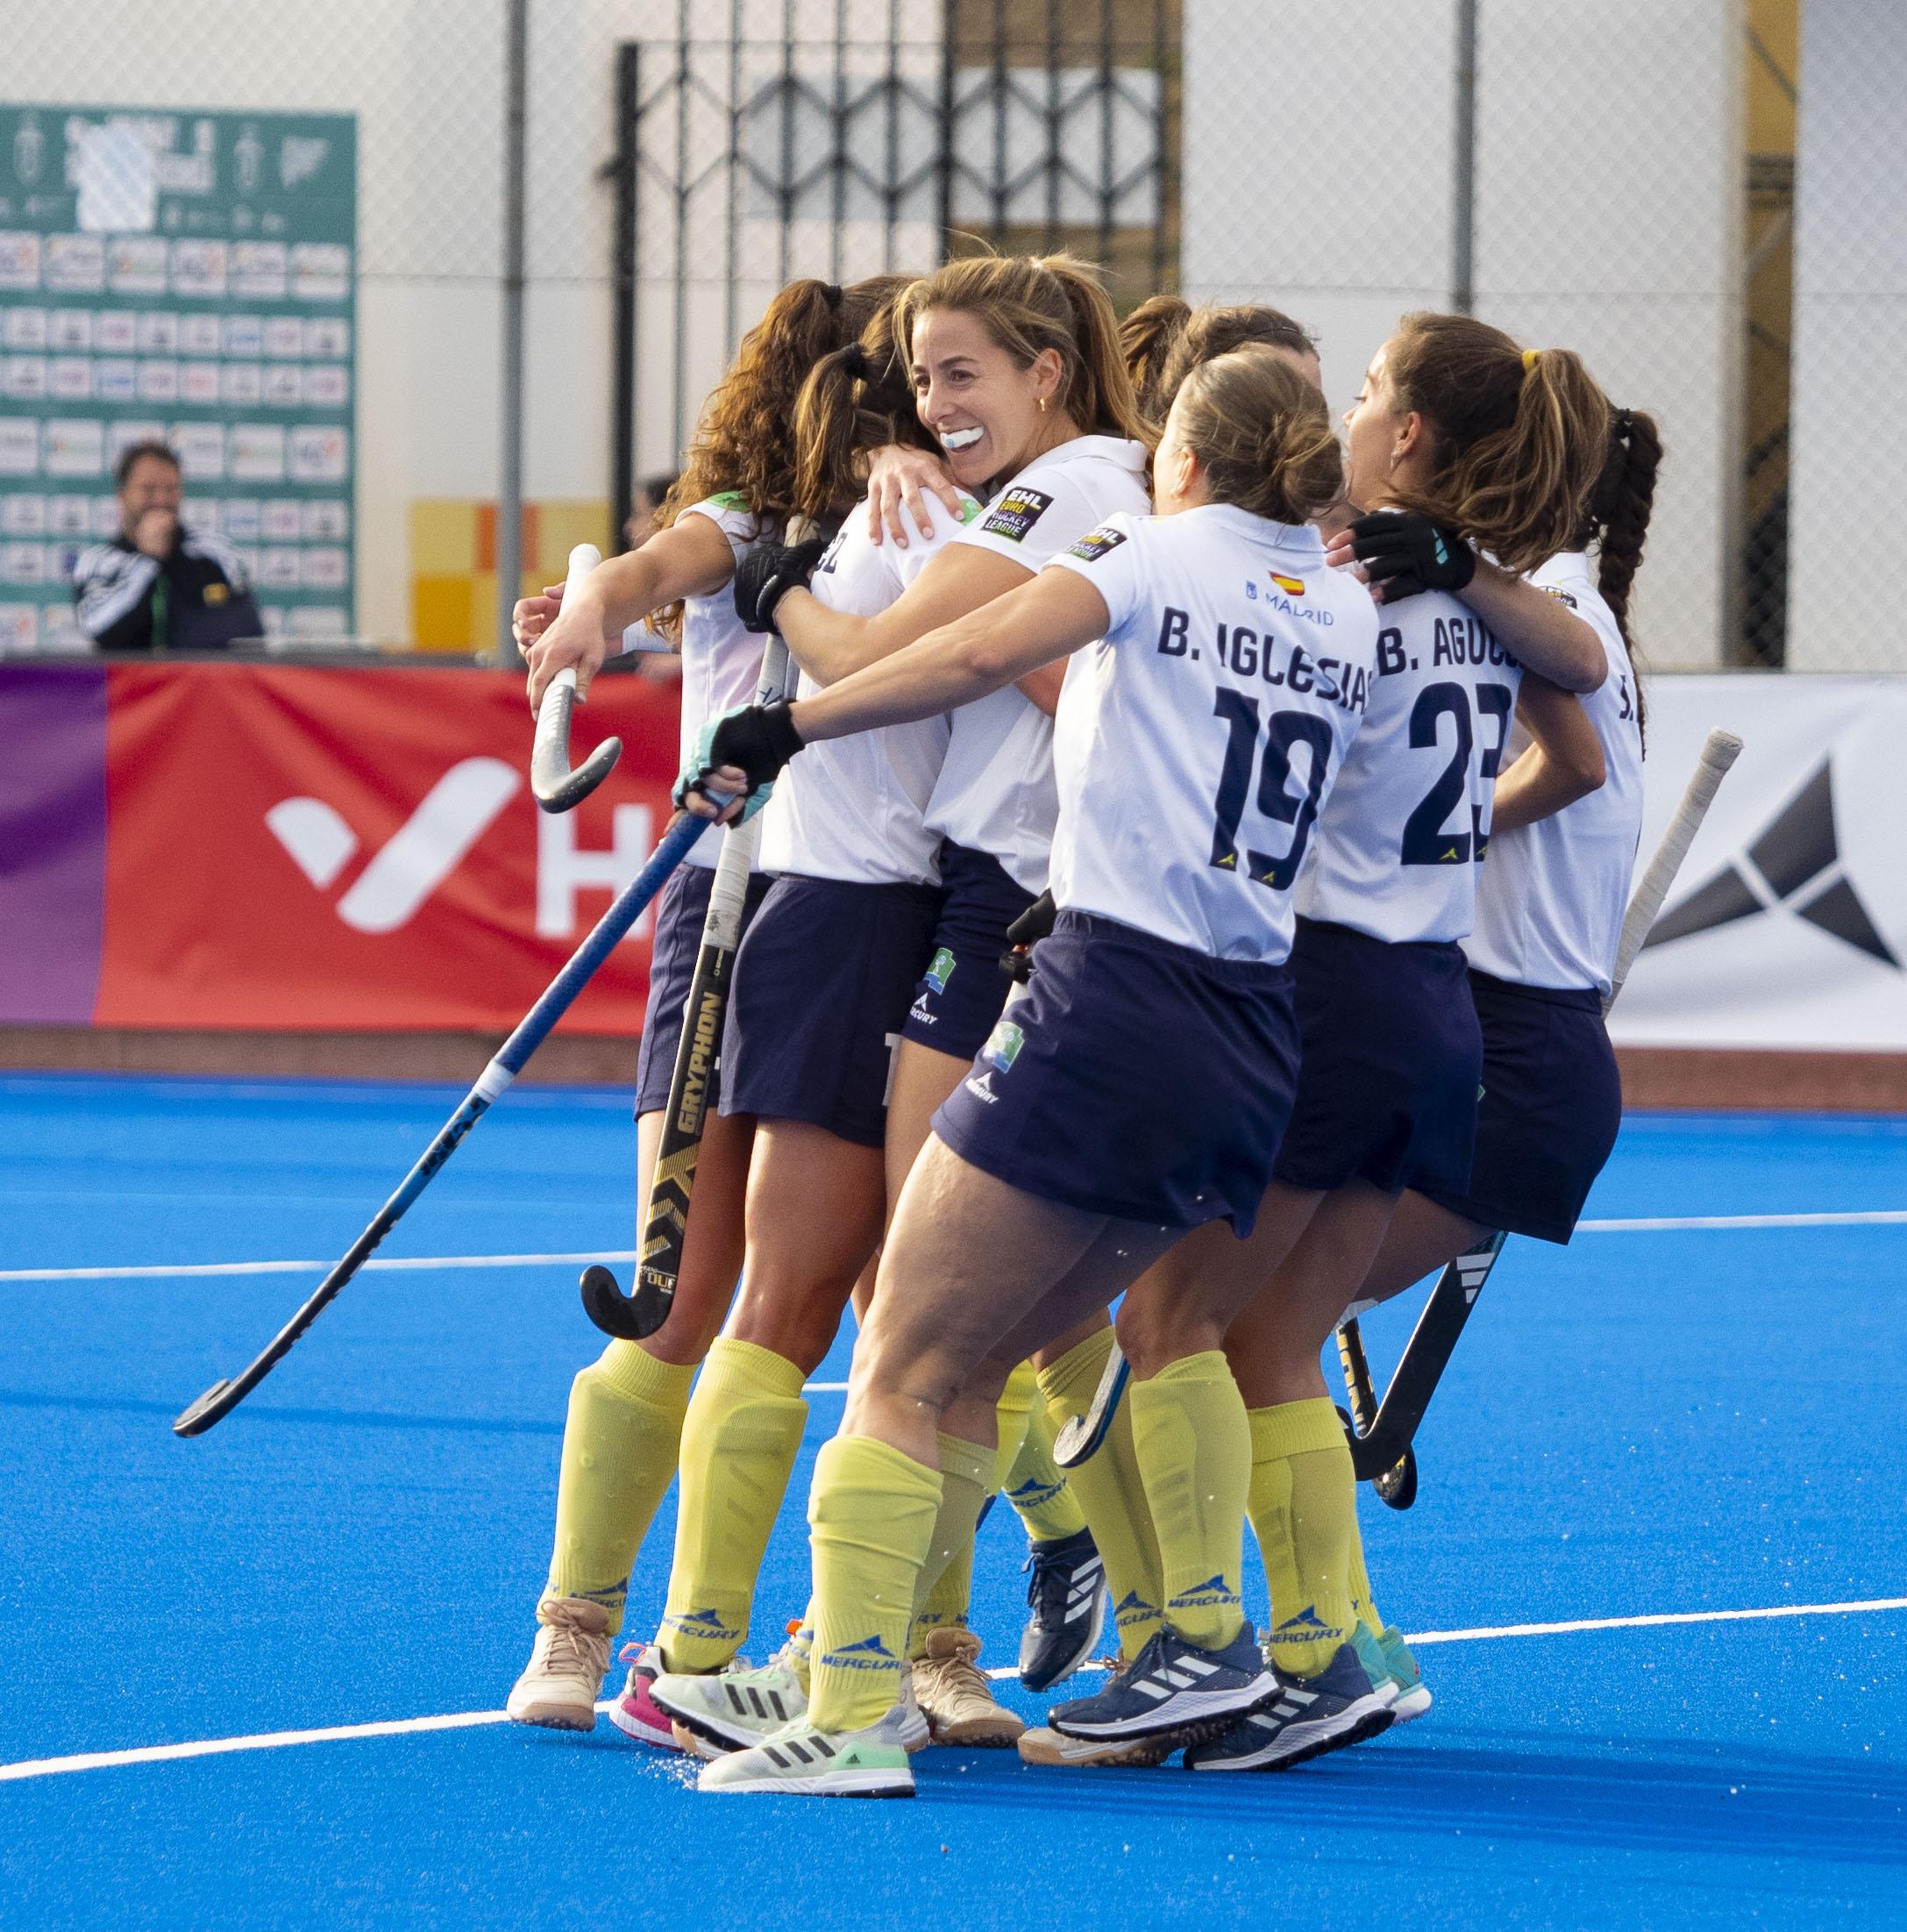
top-left (1555, 734), bottom-right (1607, 801)
top-left (1547, 632), bottom-right (1608, 695)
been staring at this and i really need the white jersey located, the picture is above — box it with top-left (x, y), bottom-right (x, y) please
top-left (1045, 504), bottom-right (1378, 960)
top-left (1297, 577), bottom-right (1526, 945)
top-left (924, 433), bottom-right (1152, 892)
top-left (758, 489), bottom-right (977, 886)
top-left (1464, 551), bottom-right (1644, 995)
top-left (673, 494), bottom-right (770, 867)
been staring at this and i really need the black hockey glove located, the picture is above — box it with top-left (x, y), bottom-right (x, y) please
top-left (673, 700), bottom-right (806, 822)
top-left (1348, 510), bottom-right (1477, 602)
top-left (999, 888), bottom-right (1057, 984)
top-left (733, 531), bottom-right (836, 633)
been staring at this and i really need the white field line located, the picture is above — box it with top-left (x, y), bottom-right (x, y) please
top-left (6, 1598), bottom-right (1903, 1782)
top-left (4, 1208), bottom-right (1902, 1287)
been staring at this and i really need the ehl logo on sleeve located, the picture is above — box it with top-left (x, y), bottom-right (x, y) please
top-left (980, 486), bottom-right (1055, 542)
top-left (1066, 525), bottom-right (1128, 563)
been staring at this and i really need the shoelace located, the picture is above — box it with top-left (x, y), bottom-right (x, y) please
top-left (540, 1618), bottom-right (600, 1679)
top-left (1023, 1544), bottom-right (1094, 1629)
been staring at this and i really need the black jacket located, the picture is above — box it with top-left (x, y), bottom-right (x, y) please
top-left (71, 531), bottom-right (266, 652)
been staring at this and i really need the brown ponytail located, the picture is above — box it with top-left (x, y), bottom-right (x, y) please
top-left (1121, 298), bottom-right (1318, 424)
top-left (791, 289), bottom-right (938, 520)
top-left (894, 252), bottom-right (1153, 451)
top-left (1579, 404), bottom-right (1662, 743)
top-left (1170, 346), bottom-right (1342, 525)
top-left (663, 273), bottom-right (910, 538)
top-left (1383, 312), bottom-right (1610, 577)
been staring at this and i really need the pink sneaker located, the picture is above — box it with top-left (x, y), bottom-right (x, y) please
top-left (607, 1642), bottom-right (680, 1750)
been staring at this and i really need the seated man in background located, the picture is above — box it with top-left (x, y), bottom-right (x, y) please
top-left (71, 441), bottom-right (263, 653)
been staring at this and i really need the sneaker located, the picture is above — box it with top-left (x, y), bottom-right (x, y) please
top-left (697, 1710), bottom-right (916, 1798)
top-left (1183, 1642), bottom-right (1394, 1772)
top-left (1048, 1622), bottom-right (1274, 1745)
top-left (1377, 1624), bottom-right (1432, 1722)
top-left (1348, 1625), bottom-right (1400, 1712)
top-left (655, 1645), bottom-right (930, 1757)
top-left (914, 1629), bottom-right (1025, 1747)
top-left (606, 1641), bottom-right (678, 1749)
top-left (1019, 1527), bottom-right (1107, 1691)
top-left (506, 1596), bottom-right (613, 1731)
top-left (1017, 1725), bottom-right (1172, 1769)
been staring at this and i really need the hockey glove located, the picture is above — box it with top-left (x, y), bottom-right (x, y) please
top-left (674, 700), bottom-right (805, 822)
top-left (1348, 510), bottom-right (1477, 602)
top-left (732, 531), bottom-right (836, 633)
top-left (999, 888), bottom-right (1057, 983)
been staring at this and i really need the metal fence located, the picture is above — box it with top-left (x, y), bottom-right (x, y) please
top-left (0, 0), bottom-right (1885, 674)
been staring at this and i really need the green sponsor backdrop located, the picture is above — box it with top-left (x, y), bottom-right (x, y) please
top-left (0, 104), bottom-right (356, 649)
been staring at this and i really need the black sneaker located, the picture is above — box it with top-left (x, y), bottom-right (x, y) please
top-left (1019, 1526), bottom-right (1107, 1692)
top-left (1048, 1622), bottom-right (1274, 1744)
top-left (1182, 1642), bottom-right (1394, 1772)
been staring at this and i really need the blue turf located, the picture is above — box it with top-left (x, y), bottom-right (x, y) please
top-left (2, 1074), bottom-right (1903, 1928)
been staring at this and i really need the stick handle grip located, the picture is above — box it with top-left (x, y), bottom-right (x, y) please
top-left (1605, 727), bottom-right (1743, 1009)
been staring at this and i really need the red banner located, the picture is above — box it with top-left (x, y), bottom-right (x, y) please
top-left (92, 661), bottom-right (681, 1033)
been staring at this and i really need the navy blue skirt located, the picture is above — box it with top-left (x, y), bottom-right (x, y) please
top-left (1417, 970), bottom-right (1621, 1244)
top-left (720, 873), bottom-right (944, 1149)
top-left (1271, 917), bottom-right (1482, 1196)
top-left (634, 864), bottom-right (775, 1116)
top-left (901, 839), bottom-right (1036, 1062)
top-left (933, 910), bottom-right (1300, 1235)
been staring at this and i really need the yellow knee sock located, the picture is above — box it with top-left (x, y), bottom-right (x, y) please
top-left (1128, 1351), bottom-right (1249, 1651)
top-left (1347, 1505), bottom-right (1386, 1637)
top-left (658, 1337), bottom-right (808, 1672)
top-left (1000, 1361), bottom-right (1088, 1544)
top-left (545, 1341), bottom-right (696, 1629)
top-left (1038, 1329), bottom-right (1163, 1661)
top-left (808, 1435), bottom-right (942, 1732)
top-left (1246, 1399), bottom-right (1360, 1676)
top-left (910, 1431), bottom-right (993, 1655)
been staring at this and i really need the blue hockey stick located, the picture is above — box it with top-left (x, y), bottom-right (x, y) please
top-left (174, 807), bottom-right (713, 1437)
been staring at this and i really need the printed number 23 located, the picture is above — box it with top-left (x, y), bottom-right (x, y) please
top-left (1400, 681), bottom-right (1513, 866)
top-left (1209, 689), bottom-right (1334, 889)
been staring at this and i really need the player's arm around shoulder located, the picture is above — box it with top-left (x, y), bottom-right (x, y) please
top-left (792, 565), bottom-right (1112, 745)
top-left (1460, 560), bottom-right (1606, 694)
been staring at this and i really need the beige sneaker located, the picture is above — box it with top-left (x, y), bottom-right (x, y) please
top-left (914, 1629), bottom-right (1025, 1747)
top-left (506, 1596), bottom-right (613, 1730)
top-left (1017, 1724), bottom-right (1171, 1769)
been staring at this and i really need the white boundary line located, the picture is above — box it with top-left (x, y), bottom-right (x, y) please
top-left (3, 1208), bottom-right (1903, 1286)
top-left (5, 1597), bottom-right (1903, 1783)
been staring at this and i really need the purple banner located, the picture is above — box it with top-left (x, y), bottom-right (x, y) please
top-left (0, 664), bottom-right (107, 1024)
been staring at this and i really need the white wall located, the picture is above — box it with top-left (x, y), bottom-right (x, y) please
top-left (1786, 0), bottom-right (1907, 671)
top-left (1183, 0), bottom-right (1742, 669)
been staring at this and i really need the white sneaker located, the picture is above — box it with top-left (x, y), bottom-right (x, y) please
top-left (697, 1707), bottom-right (916, 1798)
top-left (654, 1641), bottom-right (931, 1756)
top-left (506, 1596), bottom-right (612, 1730)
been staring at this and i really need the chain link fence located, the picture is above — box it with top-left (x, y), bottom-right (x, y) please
top-left (0, 0), bottom-right (1893, 671)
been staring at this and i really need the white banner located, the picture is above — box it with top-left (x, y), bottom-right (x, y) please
top-left (1612, 674), bottom-right (1907, 1051)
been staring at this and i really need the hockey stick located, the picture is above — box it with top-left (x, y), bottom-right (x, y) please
top-left (1334, 727), bottom-right (1744, 1503)
top-left (580, 631), bottom-right (797, 1338)
top-left (579, 513), bottom-right (819, 1338)
top-left (530, 545), bottom-right (623, 813)
top-left (173, 805), bottom-right (717, 1437)
top-left (1052, 1341), bottom-right (1128, 1468)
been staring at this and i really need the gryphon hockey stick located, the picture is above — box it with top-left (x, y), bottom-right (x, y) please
top-left (173, 807), bottom-right (715, 1437)
top-left (580, 630), bottom-right (798, 1339)
top-left (1334, 726), bottom-right (1744, 1505)
top-left (530, 544), bottom-right (624, 813)
top-left (579, 513), bottom-right (820, 1338)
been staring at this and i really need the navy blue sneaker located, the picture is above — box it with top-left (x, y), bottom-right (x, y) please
top-left (1019, 1526), bottom-right (1107, 1692)
top-left (1182, 1642), bottom-right (1394, 1772)
top-left (1048, 1623), bottom-right (1274, 1744)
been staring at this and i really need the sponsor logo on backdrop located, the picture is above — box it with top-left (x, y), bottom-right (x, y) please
top-left (1646, 758), bottom-right (1902, 970)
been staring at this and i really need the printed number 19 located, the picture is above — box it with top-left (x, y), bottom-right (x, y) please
top-left (1208, 689), bottom-right (1334, 889)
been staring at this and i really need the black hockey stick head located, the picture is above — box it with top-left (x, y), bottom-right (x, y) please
top-left (530, 673), bottom-right (623, 813)
top-left (174, 1379), bottom-right (235, 1437)
top-left (1053, 1347), bottom-right (1130, 1468)
top-left (579, 1264), bottom-right (671, 1341)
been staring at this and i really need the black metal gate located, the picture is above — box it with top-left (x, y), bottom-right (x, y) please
top-left (608, 0), bottom-right (1180, 538)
